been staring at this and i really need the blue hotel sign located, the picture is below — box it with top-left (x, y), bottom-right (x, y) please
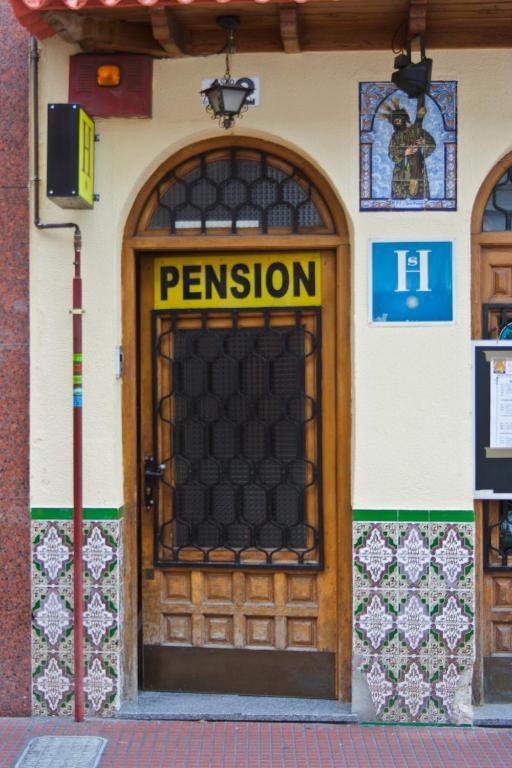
top-left (370, 241), bottom-right (454, 324)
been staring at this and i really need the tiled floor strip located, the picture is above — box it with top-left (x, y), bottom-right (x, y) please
top-left (1, 720), bottom-right (511, 768)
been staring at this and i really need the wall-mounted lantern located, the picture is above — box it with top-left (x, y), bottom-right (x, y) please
top-left (201, 16), bottom-right (254, 130)
top-left (391, 34), bottom-right (432, 97)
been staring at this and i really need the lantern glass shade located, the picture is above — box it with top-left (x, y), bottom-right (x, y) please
top-left (202, 81), bottom-right (252, 119)
top-left (221, 84), bottom-right (251, 116)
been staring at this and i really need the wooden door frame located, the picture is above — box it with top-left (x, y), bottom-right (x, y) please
top-left (120, 135), bottom-right (352, 702)
top-left (471, 149), bottom-right (512, 703)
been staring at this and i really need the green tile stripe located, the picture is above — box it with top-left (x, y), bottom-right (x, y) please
top-left (428, 510), bottom-right (475, 522)
top-left (32, 507), bottom-right (124, 521)
top-left (353, 509), bottom-right (474, 523)
top-left (397, 510), bottom-right (429, 522)
top-left (353, 510), bottom-right (398, 522)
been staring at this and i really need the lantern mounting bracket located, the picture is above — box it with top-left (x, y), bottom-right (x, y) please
top-left (408, 0), bottom-right (428, 38)
top-left (217, 16), bottom-right (240, 32)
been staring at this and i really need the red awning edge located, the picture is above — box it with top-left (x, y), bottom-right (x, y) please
top-left (10, 0), bottom-right (311, 40)
top-left (10, 0), bottom-right (57, 39)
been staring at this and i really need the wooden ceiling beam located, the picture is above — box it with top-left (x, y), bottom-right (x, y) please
top-left (43, 12), bottom-right (85, 45)
top-left (408, 0), bottom-right (428, 37)
top-left (43, 2), bottom-right (512, 56)
top-left (279, 5), bottom-right (301, 54)
top-left (81, 19), bottom-right (167, 57)
top-left (149, 7), bottom-right (185, 58)
top-left (44, 12), bottom-right (168, 57)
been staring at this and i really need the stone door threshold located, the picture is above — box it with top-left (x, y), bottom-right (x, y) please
top-left (473, 703), bottom-right (512, 727)
top-left (117, 692), bottom-right (357, 723)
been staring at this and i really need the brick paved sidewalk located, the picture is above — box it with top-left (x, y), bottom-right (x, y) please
top-left (1, 718), bottom-right (511, 768)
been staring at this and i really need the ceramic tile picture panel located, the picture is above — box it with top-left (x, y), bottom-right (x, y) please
top-left (360, 82), bottom-right (457, 211)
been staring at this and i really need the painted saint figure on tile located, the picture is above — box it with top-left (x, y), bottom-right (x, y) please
top-left (360, 82), bottom-right (457, 211)
top-left (381, 95), bottom-right (436, 200)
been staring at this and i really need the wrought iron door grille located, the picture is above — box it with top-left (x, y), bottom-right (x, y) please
top-left (482, 303), bottom-right (512, 338)
top-left (151, 307), bottom-right (323, 569)
top-left (484, 500), bottom-right (512, 570)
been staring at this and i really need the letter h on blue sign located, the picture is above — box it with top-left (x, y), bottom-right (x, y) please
top-left (394, 250), bottom-right (431, 293)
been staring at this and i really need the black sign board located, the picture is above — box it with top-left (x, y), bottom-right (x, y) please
top-left (474, 341), bottom-right (512, 498)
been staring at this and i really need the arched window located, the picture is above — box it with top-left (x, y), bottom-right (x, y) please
top-left (482, 168), bottom-right (512, 231)
top-left (474, 159), bottom-right (512, 339)
top-left (139, 147), bottom-right (334, 236)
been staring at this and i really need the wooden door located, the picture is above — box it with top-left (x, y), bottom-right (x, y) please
top-left (477, 245), bottom-right (512, 701)
top-left (139, 251), bottom-right (339, 698)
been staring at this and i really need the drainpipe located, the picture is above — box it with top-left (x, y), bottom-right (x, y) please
top-left (30, 36), bottom-right (85, 723)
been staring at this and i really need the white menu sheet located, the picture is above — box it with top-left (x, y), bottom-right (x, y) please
top-left (490, 359), bottom-right (512, 448)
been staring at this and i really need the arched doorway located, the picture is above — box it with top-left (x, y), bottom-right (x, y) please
top-left (121, 137), bottom-right (351, 701)
top-left (472, 152), bottom-right (512, 704)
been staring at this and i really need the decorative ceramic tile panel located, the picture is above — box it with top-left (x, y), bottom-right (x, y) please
top-left (33, 590), bottom-right (73, 647)
top-left (84, 653), bottom-right (118, 714)
top-left (359, 82), bottom-right (457, 211)
top-left (352, 510), bottom-right (475, 725)
top-left (33, 522), bottom-right (73, 588)
top-left (33, 656), bottom-right (74, 716)
top-left (365, 658), bottom-right (394, 716)
top-left (431, 590), bottom-right (474, 658)
top-left (396, 592), bottom-right (430, 653)
top-left (353, 523), bottom-right (398, 588)
top-left (433, 660), bottom-right (461, 717)
top-left (83, 591), bottom-right (116, 648)
top-left (358, 594), bottom-right (394, 650)
top-left (397, 525), bottom-right (430, 587)
top-left (83, 525), bottom-right (116, 581)
top-left (396, 661), bottom-right (431, 718)
top-left (431, 523), bottom-right (474, 590)
top-left (354, 590), bottom-right (397, 656)
top-left (31, 511), bottom-right (123, 717)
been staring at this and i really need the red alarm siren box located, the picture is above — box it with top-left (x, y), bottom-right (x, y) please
top-left (69, 54), bottom-right (152, 118)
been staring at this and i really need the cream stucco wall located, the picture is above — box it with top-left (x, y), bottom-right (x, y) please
top-left (30, 40), bottom-right (512, 510)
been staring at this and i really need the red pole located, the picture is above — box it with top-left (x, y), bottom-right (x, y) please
top-left (72, 231), bottom-right (84, 722)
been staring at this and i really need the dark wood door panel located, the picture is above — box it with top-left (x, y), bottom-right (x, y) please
top-left (143, 646), bottom-right (335, 698)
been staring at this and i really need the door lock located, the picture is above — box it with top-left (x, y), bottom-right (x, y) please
top-left (144, 455), bottom-right (165, 509)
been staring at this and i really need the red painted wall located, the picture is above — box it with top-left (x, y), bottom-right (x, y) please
top-left (0, 2), bottom-right (31, 716)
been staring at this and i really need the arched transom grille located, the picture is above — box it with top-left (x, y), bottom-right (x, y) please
top-left (483, 168), bottom-right (512, 231)
top-left (144, 148), bottom-right (333, 236)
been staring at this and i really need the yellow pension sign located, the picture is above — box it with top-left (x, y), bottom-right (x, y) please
top-left (154, 253), bottom-right (322, 309)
